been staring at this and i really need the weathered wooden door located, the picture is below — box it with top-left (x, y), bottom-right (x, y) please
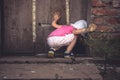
top-left (3, 0), bottom-right (33, 54)
top-left (35, 0), bottom-right (89, 54)
top-left (3, 0), bottom-right (89, 55)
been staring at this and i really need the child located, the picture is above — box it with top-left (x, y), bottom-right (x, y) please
top-left (47, 12), bottom-right (96, 58)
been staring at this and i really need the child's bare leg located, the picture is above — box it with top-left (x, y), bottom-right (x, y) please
top-left (65, 35), bottom-right (77, 53)
top-left (64, 36), bottom-right (77, 58)
top-left (50, 47), bottom-right (60, 51)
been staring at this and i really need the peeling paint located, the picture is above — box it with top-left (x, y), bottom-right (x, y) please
top-left (66, 0), bottom-right (70, 24)
top-left (32, 0), bottom-right (36, 42)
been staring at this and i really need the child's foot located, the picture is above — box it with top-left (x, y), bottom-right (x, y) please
top-left (64, 52), bottom-right (74, 59)
top-left (48, 48), bottom-right (55, 58)
top-left (88, 23), bottom-right (97, 32)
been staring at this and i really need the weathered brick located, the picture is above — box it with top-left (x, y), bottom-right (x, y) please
top-left (96, 25), bottom-right (115, 32)
top-left (92, 8), bottom-right (105, 15)
top-left (92, 8), bottom-right (118, 16)
top-left (102, 0), bottom-right (112, 4)
top-left (112, 0), bottom-right (120, 7)
top-left (93, 17), bottom-right (105, 24)
top-left (92, 0), bottom-right (106, 7)
top-left (107, 17), bottom-right (120, 24)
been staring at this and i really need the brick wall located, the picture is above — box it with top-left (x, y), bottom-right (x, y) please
top-left (88, 0), bottom-right (120, 57)
top-left (91, 0), bottom-right (120, 32)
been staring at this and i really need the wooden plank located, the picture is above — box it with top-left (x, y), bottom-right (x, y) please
top-left (3, 0), bottom-right (33, 53)
top-left (50, 0), bottom-right (66, 24)
top-left (69, 0), bottom-right (90, 55)
top-left (0, 0), bottom-right (2, 54)
top-left (35, 0), bottom-right (66, 53)
top-left (0, 0), bottom-right (4, 55)
top-left (69, 0), bottom-right (88, 23)
top-left (35, 0), bottom-right (51, 52)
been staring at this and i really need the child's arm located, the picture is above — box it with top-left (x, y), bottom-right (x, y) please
top-left (73, 28), bottom-right (86, 35)
top-left (73, 24), bottom-right (97, 34)
top-left (52, 12), bottom-right (62, 28)
top-left (52, 20), bottom-right (62, 28)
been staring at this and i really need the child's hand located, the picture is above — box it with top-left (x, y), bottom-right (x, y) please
top-left (53, 12), bottom-right (61, 21)
top-left (88, 23), bottom-right (97, 32)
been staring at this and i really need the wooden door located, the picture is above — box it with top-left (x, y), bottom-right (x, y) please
top-left (2, 0), bottom-right (89, 55)
top-left (3, 0), bottom-right (33, 54)
top-left (69, 0), bottom-right (89, 22)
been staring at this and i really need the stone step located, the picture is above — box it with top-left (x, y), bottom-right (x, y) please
top-left (0, 78), bottom-right (100, 80)
top-left (0, 56), bottom-right (119, 66)
top-left (0, 56), bottom-right (103, 80)
top-left (0, 56), bottom-right (94, 64)
top-left (0, 62), bottom-right (102, 80)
